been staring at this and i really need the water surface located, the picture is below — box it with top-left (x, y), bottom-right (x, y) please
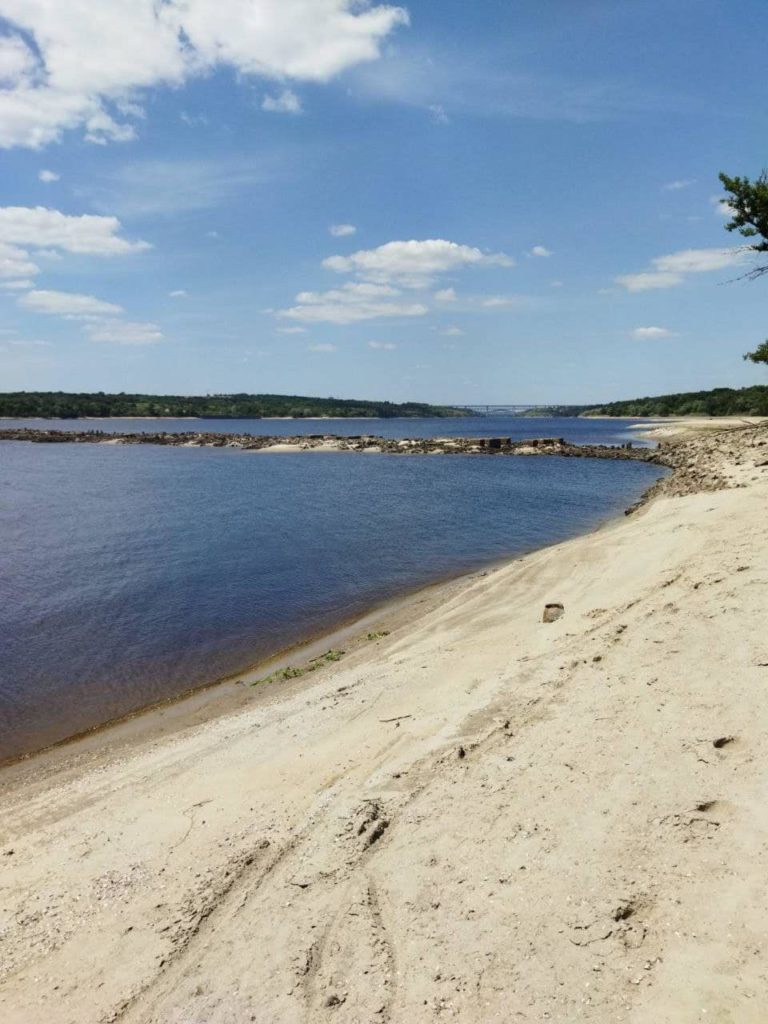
top-left (0, 427), bottom-right (663, 760)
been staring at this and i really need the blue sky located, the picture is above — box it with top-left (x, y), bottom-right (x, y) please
top-left (0, 0), bottom-right (766, 404)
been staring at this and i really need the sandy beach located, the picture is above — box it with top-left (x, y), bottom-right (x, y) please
top-left (2, 422), bottom-right (767, 1023)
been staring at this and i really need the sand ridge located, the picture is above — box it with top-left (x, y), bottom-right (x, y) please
top-left (1, 423), bottom-right (767, 1023)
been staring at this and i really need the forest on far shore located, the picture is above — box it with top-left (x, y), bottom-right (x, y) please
top-left (0, 392), bottom-right (465, 420)
top-left (583, 385), bottom-right (768, 418)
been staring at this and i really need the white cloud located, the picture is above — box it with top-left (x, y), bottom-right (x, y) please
top-left (710, 195), bottom-right (734, 218)
top-left (276, 325), bottom-right (307, 334)
top-left (663, 179), bottom-right (696, 191)
top-left (434, 287), bottom-right (456, 302)
top-left (0, 1), bottom-right (409, 148)
top-left (481, 294), bottom-right (526, 308)
top-left (279, 281), bottom-right (427, 324)
top-left (529, 245), bottom-right (552, 257)
top-left (0, 278), bottom-right (34, 290)
top-left (307, 342), bottom-right (337, 352)
top-left (0, 33), bottom-right (37, 83)
top-left (368, 340), bottom-right (396, 350)
top-left (19, 289), bottom-right (124, 317)
top-left (323, 239), bottom-right (513, 288)
top-left (616, 247), bottom-right (744, 291)
top-left (0, 241), bottom-right (40, 279)
top-left (0, 206), bottom-right (149, 255)
top-left (615, 271), bottom-right (683, 292)
top-left (442, 325), bottom-right (464, 336)
top-left (550, 280), bottom-right (563, 288)
top-left (329, 223), bottom-right (357, 237)
top-left (169, 289), bottom-right (187, 298)
top-left (86, 320), bottom-right (163, 345)
top-left (631, 326), bottom-right (677, 340)
top-left (38, 169), bottom-right (60, 183)
top-left (652, 248), bottom-right (743, 274)
top-left (261, 89), bottom-right (303, 115)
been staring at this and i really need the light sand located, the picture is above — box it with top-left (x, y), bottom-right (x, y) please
top-left (2, 424), bottom-right (768, 1023)
top-left (631, 416), bottom-right (768, 442)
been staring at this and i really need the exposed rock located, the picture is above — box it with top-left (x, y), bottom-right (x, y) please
top-left (543, 603), bottom-right (565, 623)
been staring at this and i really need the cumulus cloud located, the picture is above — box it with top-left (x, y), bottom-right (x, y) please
top-left (616, 247), bottom-right (744, 291)
top-left (441, 325), bottom-right (464, 336)
top-left (169, 289), bottom-right (187, 297)
top-left (323, 239), bottom-right (513, 288)
top-left (275, 325), bottom-right (307, 334)
top-left (0, 240), bottom-right (40, 279)
top-left (261, 89), bottom-right (302, 115)
top-left (528, 245), bottom-right (552, 257)
top-left (19, 289), bottom-right (124, 317)
top-left (38, 169), bottom-right (60, 183)
top-left (434, 287), bottom-right (456, 301)
top-left (368, 340), bottom-right (396, 350)
top-left (631, 326), bottom-right (677, 340)
top-left (86, 320), bottom-right (164, 344)
top-left (0, 206), bottom-right (149, 255)
top-left (329, 223), bottom-right (357, 237)
top-left (0, 0), bottom-right (409, 148)
top-left (279, 281), bottom-right (428, 324)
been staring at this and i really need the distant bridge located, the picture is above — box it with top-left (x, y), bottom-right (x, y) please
top-left (448, 404), bottom-right (547, 415)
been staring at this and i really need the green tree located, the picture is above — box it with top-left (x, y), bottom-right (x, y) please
top-left (719, 170), bottom-right (768, 364)
top-left (744, 339), bottom-right (768, 366)
top-left (718, 170), bottom-right (768, 277)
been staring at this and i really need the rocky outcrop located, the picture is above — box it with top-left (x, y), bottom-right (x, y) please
top-left (0, 427), bottom-right (661, 464)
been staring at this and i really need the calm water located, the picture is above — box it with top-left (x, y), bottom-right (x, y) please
top-left (0, 419), bottom-right (663, 761)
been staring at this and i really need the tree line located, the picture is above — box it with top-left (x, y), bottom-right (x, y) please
top-left (584, 385), bottom-right (768, 418)
top-left (0, 392), bottom-right (465, 420)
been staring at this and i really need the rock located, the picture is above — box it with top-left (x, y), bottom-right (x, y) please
top-left (713, 736), bottom-right (735, 749)
top-left (542, 603), bottom-right (565, 623)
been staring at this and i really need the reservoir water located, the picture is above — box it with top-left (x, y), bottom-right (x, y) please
top-left (0, 417), bottom-right (662, 761)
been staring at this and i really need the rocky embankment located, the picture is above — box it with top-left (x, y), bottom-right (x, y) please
top-left (0, 426), bottom-right (655, 461)
top-left (627, 420), bottom-right (768, 509)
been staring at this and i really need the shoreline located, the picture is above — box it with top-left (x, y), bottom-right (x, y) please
top-left (0, 566), bottom-right (485, 774)
top-left (2, 421), bottom-right (768, 1022)
top-left (0, 453), bottom-right (667, 771)
top-left (2, 420), bottom-right (735, 771)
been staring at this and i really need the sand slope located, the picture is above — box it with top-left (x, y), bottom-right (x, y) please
top-left (1, 425), bottom-right (767, 1023)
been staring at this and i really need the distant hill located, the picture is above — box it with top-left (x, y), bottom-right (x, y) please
top-left (0, 392), bottom-right (465, 420)
top-left (583, 385), bottom-right (768, 418)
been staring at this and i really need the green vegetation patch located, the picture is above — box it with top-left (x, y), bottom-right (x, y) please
top-left (251, 649), bottom-right (347, 687)
top-left (0, 391), bottom-right (465, 420)
top-left (584, 385), bottom-right (768, 418)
